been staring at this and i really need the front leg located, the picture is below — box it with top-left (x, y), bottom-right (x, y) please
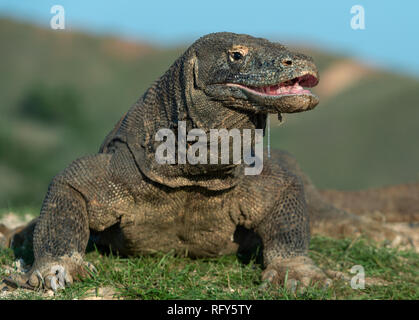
top-left (254, 172), bottom-right (331, 291)
top-left (28, 173), bottom-right (94, 291)
top-left (7, 154), bottom-right (118, 291)
top-left (6, 173), bottom-right (93, 291)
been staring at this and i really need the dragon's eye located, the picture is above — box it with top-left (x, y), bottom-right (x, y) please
top-left (231, 51), bottom-right (243, 61)
top-left (228, 46), bottom-right (248, 62)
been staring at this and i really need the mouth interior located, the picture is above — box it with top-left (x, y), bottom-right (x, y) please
top-left (233, 74), bottom-right (318, 96)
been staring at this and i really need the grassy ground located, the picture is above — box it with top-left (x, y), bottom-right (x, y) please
top-left (1, 211), bottom-right (418, 300)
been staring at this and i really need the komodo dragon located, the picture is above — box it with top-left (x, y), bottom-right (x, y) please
top-left (1, 32), bottom-right (417, 292)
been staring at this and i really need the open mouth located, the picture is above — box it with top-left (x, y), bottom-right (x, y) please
top-left (228, 74), bottom-right (318, 97)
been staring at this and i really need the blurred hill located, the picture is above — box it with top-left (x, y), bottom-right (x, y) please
top-left (0, 17), bottom-right (418, 208)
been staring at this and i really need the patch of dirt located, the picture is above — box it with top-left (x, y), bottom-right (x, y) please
top-left (82, 286), bottom-right (119, 300)
top-left (387, 222), bottom-right (419, 252)
top-left (101, 38), bottom-right (153, 61)
top-left (0, 284), bottom-right (22, 299)
top-left (0, 213), bottom-right (34, 230)
top-left (0, 281), bottom-right (55, 299)
top-left (315, 59), bottom-right (375, 100)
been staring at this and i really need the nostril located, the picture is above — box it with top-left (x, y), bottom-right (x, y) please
top-left (282, 60), bottom-right (293, 66)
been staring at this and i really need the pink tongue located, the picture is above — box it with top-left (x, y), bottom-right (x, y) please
top-left (253, 82), bottom-right (311, 95)
top-left (269, 82), bottom-right (308, 95)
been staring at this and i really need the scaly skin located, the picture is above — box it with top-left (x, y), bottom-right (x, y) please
top-left (1, 33), bottom-right (415, 292)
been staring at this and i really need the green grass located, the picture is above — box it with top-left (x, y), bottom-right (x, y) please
top-left (1, 236), bottom-right (418, 300)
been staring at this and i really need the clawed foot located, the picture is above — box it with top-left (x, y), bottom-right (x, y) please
top-left (4, 254), bottom-right (96, 292)
top-left (260, 256), bottom-right (332, 293)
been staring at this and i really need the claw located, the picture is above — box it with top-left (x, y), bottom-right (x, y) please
top-left (323, 278), bottom-right (333, 289)
top-left (299, 277), bottom-right (311, 288)
top-left (64, 271), bottom-right (73, 286)
top-left (286, 278), bottom-right (298, 293)
top-left (258, 279), bottom-right (270, 291)
top-left (262, 269), bottom-right (277, 283)
top-left (258, 268), bottom-right (277, 290)
top-left (45, 265), bottom-right (69, 291)
top-left (51, 265), bottom-right (66, 288)
top-left (85, 262), bottom-right (97, 274)
top-left (27, 270), bottom-right (44, 288)
top-left (46, 275), bottom-right (58, 292)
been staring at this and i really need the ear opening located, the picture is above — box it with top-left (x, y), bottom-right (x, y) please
top-left (183, 50), bottom-right (210, 130)
top-left (190, 52), bottom-right (201, 90)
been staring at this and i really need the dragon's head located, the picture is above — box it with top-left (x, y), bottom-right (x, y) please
top-left (189, 32), bottom-right (319, 114)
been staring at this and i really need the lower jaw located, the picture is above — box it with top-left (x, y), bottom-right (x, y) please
top-left (249, 92), bottom-right (319, 114)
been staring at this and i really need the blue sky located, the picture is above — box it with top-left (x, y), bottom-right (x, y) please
top-left (1, 0), bottom-right (419, 76)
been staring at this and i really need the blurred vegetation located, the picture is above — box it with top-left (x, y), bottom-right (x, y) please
top-left (0, 17), bottom-right (418, 209)
top-left (17, 84), bottom-right (83, 127)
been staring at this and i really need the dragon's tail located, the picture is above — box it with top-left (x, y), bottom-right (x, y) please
top-left (319, 183), bottom-right (419, 223)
